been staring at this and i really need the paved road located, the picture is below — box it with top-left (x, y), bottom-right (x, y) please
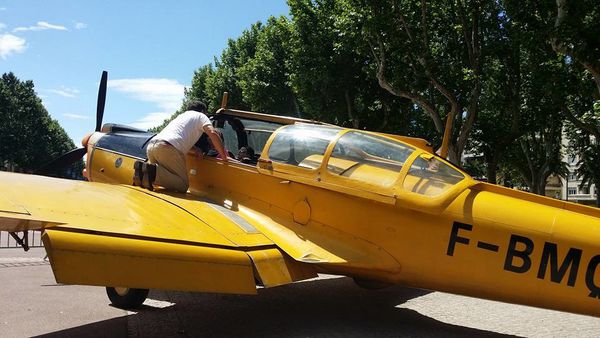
top-left (1, 248), bottom-right (599, 337)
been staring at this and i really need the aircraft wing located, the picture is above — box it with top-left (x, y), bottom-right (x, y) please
top-left (0, 172), bottom-right (316, 293)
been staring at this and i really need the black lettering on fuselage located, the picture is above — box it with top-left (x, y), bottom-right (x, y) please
top-left (537, 242), bottom-right (582, 287)
top-left (447, 222), bottom-right (472, 256)
top-left (503, 234), bottom-right (534, 273)
top-left (586, 255), bottom-right (600, 298)
top-left (448, 222), bottom-right (600, 300)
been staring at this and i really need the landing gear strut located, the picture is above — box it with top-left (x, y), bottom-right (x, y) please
top-left (9, 231), bottom-right (29, 251)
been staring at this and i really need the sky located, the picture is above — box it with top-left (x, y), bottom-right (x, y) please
top-left (0, 0), bottom-right (289, 146)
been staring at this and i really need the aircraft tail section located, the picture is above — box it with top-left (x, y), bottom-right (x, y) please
top-left (428, 181), bottom-right (600, 317)
top-left (474, 182), bottom-right (600, 218)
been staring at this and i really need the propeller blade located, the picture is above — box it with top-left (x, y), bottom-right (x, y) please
top-left (95, 71), bottom-right (108, 132)
top-left (34, 147), bottom-right (87, 175)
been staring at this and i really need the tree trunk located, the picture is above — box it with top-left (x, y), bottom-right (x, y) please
top-left (595, 179), bottom-right (600, 208)
top-left (293, 98), bottom-right (302, 118)
top-left (530, 175), bottom-right (543, 195)
top-left (344, 89), bottom-right (359, 129)
top-left (485, 155), bottom-right (498, 184)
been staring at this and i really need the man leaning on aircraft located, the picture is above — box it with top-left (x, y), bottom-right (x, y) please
top-left (133, 101), bottom-right (228, 192)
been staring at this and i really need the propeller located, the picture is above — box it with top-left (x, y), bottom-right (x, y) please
top-left (95, 71), bottom-right (107, 132)
top-left (34, 71), bottom-right (108, 176)
top-left (34, 148), bottom-right (87, 175)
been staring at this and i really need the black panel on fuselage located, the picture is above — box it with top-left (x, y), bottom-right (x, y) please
top-left (95, 131), bottom-right (156, 159)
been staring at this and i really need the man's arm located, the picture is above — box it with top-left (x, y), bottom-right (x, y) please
top-left (203, 125), bottom-right (228, 161)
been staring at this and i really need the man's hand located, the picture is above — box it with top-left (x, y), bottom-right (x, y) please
top-left (225, 156), bottom-right (240, 163)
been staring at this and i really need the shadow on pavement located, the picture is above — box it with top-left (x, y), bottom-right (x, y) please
top-left (33, 316), bottom-right (128, 338)
top-left (36, 276), bottom-right (518, 337)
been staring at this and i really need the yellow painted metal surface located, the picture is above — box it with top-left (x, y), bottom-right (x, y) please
top-left (89, 147), bottom-right (139, 184)
top-left (247, 248), bottom-right (317, 287)
top-left (0, 194), bottom-right (65, 232)
top-left (188, 158), bottom-right (402, 277)
top-left (156, 192), bottom-right (273, 247)
top-left (43, 230), bottom-right (257, 294)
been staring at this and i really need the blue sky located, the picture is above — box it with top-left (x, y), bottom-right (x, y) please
top-left (0, 0), bottom-right (289, 146)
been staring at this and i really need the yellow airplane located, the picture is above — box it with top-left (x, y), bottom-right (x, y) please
top-left (1, 72), bottom-right (599, 317)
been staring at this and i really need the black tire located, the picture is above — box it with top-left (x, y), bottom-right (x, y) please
top-left (106, 287), bottom-right (149, 309)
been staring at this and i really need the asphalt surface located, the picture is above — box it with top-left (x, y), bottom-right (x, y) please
top-left (1, 248), bottom-right (599, 337)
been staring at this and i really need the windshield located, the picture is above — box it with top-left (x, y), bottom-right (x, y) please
top-left (403, 155), bottom-right (465, 196)
top-left (268, 124), bottom-right (341, 169)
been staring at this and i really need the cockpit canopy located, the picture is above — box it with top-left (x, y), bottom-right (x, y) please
top-left (263, 124), bottom-right (466, 199)
top-left (268, 124), bottom-right (341, 168)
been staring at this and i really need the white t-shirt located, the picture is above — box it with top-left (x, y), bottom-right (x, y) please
top-left (155, 110), bottom-right (212, 154)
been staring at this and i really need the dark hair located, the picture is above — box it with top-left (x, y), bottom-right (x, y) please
top-left (186, 101), bottom-right (207, 113)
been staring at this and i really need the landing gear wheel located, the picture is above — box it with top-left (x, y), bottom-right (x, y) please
top-left (106, 287), bottom-right (149, 309)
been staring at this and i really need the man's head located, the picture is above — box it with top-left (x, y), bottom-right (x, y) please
top-left (186, 101), bottom-right (208, 113)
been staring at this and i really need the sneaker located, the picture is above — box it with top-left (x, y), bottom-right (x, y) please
top-left (142, 163), bottom-right (157, 191)
top-left (133, 161), bottom-right (144, 186)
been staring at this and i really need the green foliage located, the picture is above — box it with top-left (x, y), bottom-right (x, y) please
top-left (238, 16), bottom-right (297, 116)
top-left (205, 22), bottom-right (264, 110)
top-left (0, 72), bottom-right (81, 177)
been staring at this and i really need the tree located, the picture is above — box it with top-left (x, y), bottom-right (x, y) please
top-left (471, 2), bottom-right (574, 185)
top-left (469, 3), bottom-right (526, 184)
top-left (288, 0), bottom-right (391, 128)
top-left (494, 50), bottom-right (571, 195)
top-left (567, 125), bottom-right (600, 206)
top-left (551, 0), bottom-right (600, 96)
top-left (186, 64), bottom-right (215, 108)
top-left (205, 23), bottom-right (263, 111)
top-left (238, 16), bottom-right (299, 116)
top-left (356, 0), bottom-right (491, 162)
top-left (550, 0), bottom-right (600, 203)
top-left (504, 0), bottom-right (600, 135)
top-left (502, 0), bottom-right (599, 197)
top-left (0, 72), bottom-right (81, 177)
top-left (509, 115), bottom-right (567, 195)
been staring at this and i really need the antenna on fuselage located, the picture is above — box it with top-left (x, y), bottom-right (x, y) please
top-left (220, 92), bottom-right (229, 110)
top-left (439, 111), bottom-right (455, 159)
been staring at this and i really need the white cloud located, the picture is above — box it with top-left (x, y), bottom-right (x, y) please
top-left (130, 112), bottom-right (171, 130)
top-left (0, 8), bottom-right (6, 11)
top-left (63, 113), bottom-right (90, 120)
top-left (0, 33), bottom-right (26, 59)
top-left (108, 78), bottom-right (185, 112)
top-left (47, 86), bottom-right (80, 98)
top-left (13, 21), bottom-right (68, 32)
top-left (74, 22), bottom-right (87, 30)
top-left (0, 23), bottom-right (6, 31)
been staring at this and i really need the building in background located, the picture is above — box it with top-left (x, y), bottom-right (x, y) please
top-left (560, 153), bottom-right (597, 206)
